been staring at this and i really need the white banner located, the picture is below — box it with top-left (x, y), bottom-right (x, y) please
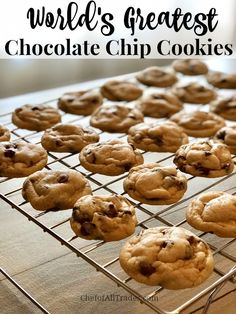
top-left (0, 0), bottom-right (235, 58)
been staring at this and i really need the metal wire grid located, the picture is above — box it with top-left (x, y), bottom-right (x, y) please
top-left (1, 84), bottom-right (236, 314)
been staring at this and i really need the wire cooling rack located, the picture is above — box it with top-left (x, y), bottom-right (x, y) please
top-left (1, 73), bottom-right (236, 314)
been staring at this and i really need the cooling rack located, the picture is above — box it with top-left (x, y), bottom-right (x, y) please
top-left (0, 72), bottom-right (236, 314)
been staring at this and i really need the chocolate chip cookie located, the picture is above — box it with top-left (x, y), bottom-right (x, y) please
top-left (127, 121), bottom-right (189, 153)
top-left (70, 194), bottom-right (137, 241)
top-left (136, 91), bottom-right (183, 118)
top-left (0, 141), bottom-right (48, 178)
top-left (123, 163), bottom-right (187, 205)
top-left (214, 125), bottom-right (236, 154)
top-left (90, 103), bottom-right (144, 133)
top-left (174, 140), bottom-right (234, 177)
top-left (100, 80), bottom-right (143, 101)
top-left (58, 90), bottom-right (103, 116)
top-left (119, 226), bottom-right (214, 289)
top-left (210, 96), bottom-right (236, 121)
top-left (136, 66), bottom-right (177, 87)
top-left (22, 170), bottom-right (92, 211)
top-left (12, 104), bottom-right (61, 131)
top-left (79, 139), bottom-right (144, 176)
top-left (0, 125), bottom-right (10, 141)
top-left (186, 191), bottom-right (236, 237)
top-left (172, 82), bottom-right (216, 104)
top-left (172, 59), bottom-right (208, 75)
top-left (41, 123), bottom-right (99, 153)
top-left (207, 71), bottom-right (236, 89)
top-left (170, 111), bottom-right (225, 137)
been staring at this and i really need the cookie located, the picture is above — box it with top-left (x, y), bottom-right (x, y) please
top-left (214, 125), bottom-right (236, 154)
top-left (128, 121), bottom-right (189, 153)
top-left (173, 140), bottom-right (234, 177)
top-left (0, 125), bottom-right (10, 141)
top-left (207, 71), bottom-right (236, 89)
top-left (123, 163), bottom-right (187, 205)
top-left (41, 123), bottom-right (99, 153)
top-left (172, 59), bottom-right (208, 75)
top-left (136, 66), bottom-right (177, 87)
top-left (172, 82), bottom-right (216, 104)
top-left (70, 194), bottom-right (137, 241)
top-left (79, 139), bottom-right (144, 176)
top-left (58, 90), bottom-right (103, 116)
top-left (100, 80), bottom-right (143, 101)
top-left (186, 191), bottom-right (236, 237)
top-left (210, 96), bottom-right (236, 121)
top-left (22, 170), bottom-right (92, 211)
top-left (90, 103), bottom-right (144, 133)
top-left (136, 91), bottom-right (183, 118)
top-left (0, 141), bottom-right (48, 178)
top-left (12, 104), bottom-right (61, 131)
top-left (119, 226), bottom-right (214, 289)
top-left (170, 111), bottom-right (225, 137)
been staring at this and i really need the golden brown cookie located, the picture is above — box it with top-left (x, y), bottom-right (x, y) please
top-left (90, 103), bottom-right (144, 133)
top-left (79, 139), bottom-right (144, 176)
top-left (128, 121), bottom-right (189, 153)
top-left (210, 96), bottom-right (236, 121)
top-left (136, 66), bottom-right (177, 87)
top-left (174, 140), bottom-right (234, 177)
top-left (186, 191), bottom-right (236, 237)
top-left (119, 226), bottom-right (214, 289)
top-left (207, 71), bottom-right (236, 89)
top-left (0, 141), bottom-right (48, 178)
top-left (172, 59), bottom-right (208, 75)
top-left (22, 170), bottom-right (92, 211)
top-left (100, 80), bottom-right (143, 101)
top-left (70, 194), bottom-right (137, 241)
top-left (58, 90), bottom-right (103, 115)
top-left (170, 111), bottom-right (225, 137)
top-left (172, 82), bottom-right (216, 104)
top-left (41, 123), bottom-right (99, 153)
top-left (136, 91), bottom-right (183, 118)
top-left (0, 125), bottom-right (10, 141)
top-left (12, 104), bottom-right (61, 131)
top-left (123, 163), bottom-right (187, 205)
top-left (214, 125), bottom-right (236, 154)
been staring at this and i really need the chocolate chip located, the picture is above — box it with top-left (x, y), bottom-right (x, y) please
top-left (173, 155), bottom-right (186, 164)
top-left (128, 114), bottom-right (136, 119)
top-left (187, 236), bottom-right (196, 244)
top-left (161, 241), bottom-right (168, 248)
top-left (204, 152), bottom-right (212, 157)
top-left (197, 166), bottom-right (210, 175)
top-left (176, 181), bottom-right (186, 190)
top-left (197, 86), bottom-right (206, 92)
top-left (222, 163), bottom-right (231, 170)
top-left (67, 98), bottom-right (74, 103)
top-left (4, 149), bottom-right (15, 158)
top-left (57, 174), bottom-right (69, 183)
top-left (80, 222), bottom-right (96, 236)
top-left (31, 106), bottom-right (40, 111)
top-left (155, 136), bottom-right (163, 146)
top-left (220, 78), bottom-right (227, 83)
top-left (123, 163), bottom-right (132, 172)
top-left (86, 150), bottom-right (96, 163)
top-left (139, 261), bottom-right (155, 277)
top-left (74, 213), bottom-right (90, 224)
top-left (106, 203), bottom-right (117, 218)
top-left (216, 130), bottom-right (226, 140)
top-left (55, 140), bottom-right (63, 147)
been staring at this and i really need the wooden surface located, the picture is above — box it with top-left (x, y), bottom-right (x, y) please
top-left (1, 60), bottom-right (236, 314)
